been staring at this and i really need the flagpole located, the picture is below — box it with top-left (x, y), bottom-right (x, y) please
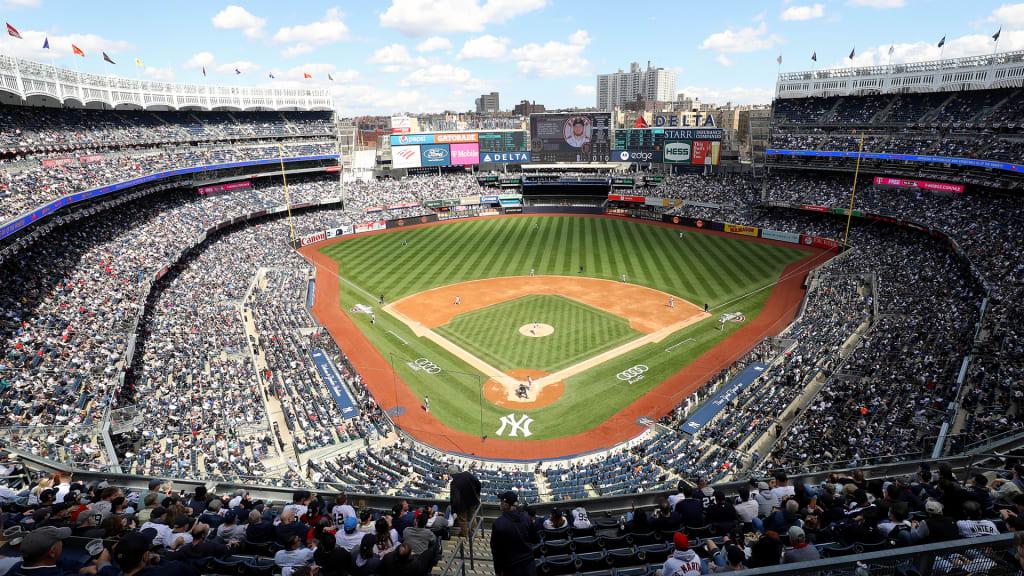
top-left (888, 41), bottom-right (893, 67)
top-left (994, 32), bottom-right (1001, 55)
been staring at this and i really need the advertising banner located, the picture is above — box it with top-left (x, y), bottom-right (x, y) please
top-left (480, 195), bottom-right (499, 203)
top-left (392, 145), bottom-right (422, 169)
top-left (459, 196), bottom-right (482, 205)
top-left (767, 149), bottom-right (1024, 173)
top-left (365, 207), bottom-right (384, 213)
top-left (299, 231), bottom-right (328, 246)
top-left (664, 141), bottom-right (692, 163)
top-left (325, 166), bottom-right (343, 172)
top-left (724, 223), bottom-right (759, 236)
top-left (310, 350), bottom-right (359, 419)
top-left (42, 157), bottom-right (74, 168)
top-left (801, 204), bottom-right (829, 212)
top-left (608, 194), bottom-right (646, 202)
top-left (872, 176), bottom-right (964, 193)
top-left (390, 116), bottom-right (411, 133)
top-left (663, 128), bottom-right (723, 141)
top-left (198, 181), bottom-right (252, 195)
top-left (691, 141), bottom-right (710, 165)
top-left (390, 133), bottom-right (434, 146)
top-left (611, 149), bottom-right (664, 163)
top-left (420, 144), bottom-right (451, 166)
top-left (480, 151), bottom-right (530, 163)
top-left (710, 141), bottom-right (721, 165)
top-left (683, 363), bottom-right (767, 435)
top-left (499, 198), bottom-right (521, 206)
top-left (386, 214), bottom-right (438, 229)
top-left (760, 229), bottom-right (801, 244)
top-left (387, 202), bottom-right (420, 209)
top-left (423, 200), bottom-right (445, 208)
top-left (78, 154), bottom-right (104, 164)
top-left (801, 235), bottom-right (841, 252)
top-left (450, 143), bottom-right (480, 165)
top-left (354, 220), bottom-right (386, 234)
top-left (435, 133), bottom-right (478, 144)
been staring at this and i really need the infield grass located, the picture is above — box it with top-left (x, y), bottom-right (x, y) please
top-left (435, 294), bottom-right (642, 373)
top-left (320, 216), bottom-right (811, 442)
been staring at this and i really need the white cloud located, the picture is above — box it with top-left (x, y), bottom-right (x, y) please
top-left (400, 64), bottom-right (472, 86)
top-left (184, 51), bottom-right (216, 69)
top-left (274, 8), bottom-right (350, 58)
top-left (679, 85), bottom-right (774, 106)
top-left (267, 64), bottom-right (362, 83)
top-left (846, 0), bottom-right (904, 7)
top-left (0, 0), bottom-right (40, 7)
top-left (781, 4), bottom-right (824, 20)
top-left (511, 29), bottom-right (590, 78)
top-left (839, 31), bottom-right (1024, 68)
top-left (573, 84), bottom-right (595, 95)
top-left (990, 3), bottom-right (1024, 27)
top-left (416, 36), bottom-right (452, 52)
top-left (716, 54), bottom-right (736, 66)
top-left (330, 84), bottom-right (431, 116)
top-left (367, 44), bottom-right (429, 73)
top-left (0, 30), bottom-right (133, 61)
top-left (142, 66), bottom-right (175, 82)
top-left (215, 61), bottom-right (261, 75)
top-left (456, 35), bottom-right (509, 60)
top-left (752, 10), bottom-right (767, 21)
top-left (212, 5), bottom-right (266, 39)
top-left (380, 0), bottom-right (546, 37)
top-left (699, 22), bottom-right (783, 53)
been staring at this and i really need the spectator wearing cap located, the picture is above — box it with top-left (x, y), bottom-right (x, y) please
top-left (911, 500), bottom-right (959, 544)
top-left (217, 511), bottom-right (246, 542)
top-left (489, 491), bottom-right (536, 576)
top-left (661, 533), bottom-right (701, 576)
top-left (336, 516), bottom-right (364, 552)
top-left (186, 487), bottom-right (209, 517)
top-left (964, 474), bottom-right (994, 511)
top-left (753, 482), bottom-right (779, 518)
top-left (273, 535), bottom-right (314, 576)
top-left (696, 476), bottom-right (715, 512)
top-left (140, 507), bottom-right (172, 548)
top-left (783, 526), bottom-right (820, 564)
top-left (706, 490), bottom-right (738, 535)
top-left (649, 496), bottom-right (682, 532)
top-left (275, 509), bottom-right (311, 547)
top-left (449, 463), bottom-right (481, 538)
top-left (0, 526), bottom-right (25, 573)
top-left (378, 542), bottom-right (429, 576)
top-left (667, 482), bottom-right (688, 510)
top-left (956, 500), bottom-right (999, 538)
top-left (757, 499), bottom-right (801, 535)
top-left (4, 526), bottom-right (77, 576)
top-left (166, 516), bottom-right (195, 551)
top-left (36, 504), bottom-right (73, 531)
top-left (349, 533), bottom-right (381, 576)
top-left (284, 491), bottom-right (312, 521)
top-left (673, 485), bottom-right (705, 529)
top-left (227, 489), bottom-right (247, 510)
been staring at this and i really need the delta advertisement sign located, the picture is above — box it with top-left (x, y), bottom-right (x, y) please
top-left (873, 177), bottom-right (964, 193)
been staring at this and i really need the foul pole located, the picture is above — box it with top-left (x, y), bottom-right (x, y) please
top-left (842, 131), bottom-right (866, 251)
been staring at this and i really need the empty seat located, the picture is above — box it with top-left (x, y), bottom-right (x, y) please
top-left (571, 535), bottom-right (602, 554)
top-left (575, 551), bottom-right (609, 572)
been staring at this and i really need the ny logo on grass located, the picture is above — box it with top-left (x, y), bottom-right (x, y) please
top-left (496, 414), bottom-right (534, 437)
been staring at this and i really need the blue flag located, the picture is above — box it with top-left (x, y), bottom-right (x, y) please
top-left (42, 37), bottom-right (49, 49)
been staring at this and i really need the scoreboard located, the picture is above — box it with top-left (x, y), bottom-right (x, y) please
top-left (478, 131), bottom-right (527, 153)
top-left (614, 129), bottom-right (666, 151)
top-left (529, 113), bottom-right (612, 163)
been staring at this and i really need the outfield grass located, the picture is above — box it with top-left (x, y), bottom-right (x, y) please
top-left (435, 294), bottom-right (642, 373)
top-left (320, 216), bottom-right (808, 441)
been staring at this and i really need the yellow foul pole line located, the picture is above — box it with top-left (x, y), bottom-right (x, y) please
top-left (843, 131), bottom-right (866, 251)
top-left (278, 143), bottom-right (296, 250)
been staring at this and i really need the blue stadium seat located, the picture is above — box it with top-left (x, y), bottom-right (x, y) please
top-left (598, 534), bottom-right (630, 550)
top-left (538, 554), bottom-right (576, 575)
top-left (576, 551), bottom-right (610, 572)
top-left (541, 538), bottom-right (572, 556)
top-left (571, 535), bottom-right (602, 554)
top-left (606, 547), bottom-right (640, 568)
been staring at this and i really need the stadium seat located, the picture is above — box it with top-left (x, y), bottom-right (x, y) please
top-left (209, 556), bottom-right (247, 576)
top-left (243, 540), bottom-right (277, 556)
top-left (626, 531), bottom-right (659, 546)
top-left (820, 542), bottom-right (857, 557)
top-left (572, 525), bottom-right (596, 538)
top-left (635, 542), bottom-right (671, 562)
top-left (575, 551), bottom-right (609, 572)
top-left (684, 525), bottom-right (712, 538)
top-left (571, 535), bottom-right (602, 554)
top-left (578, 570), bottom-right (614, 576)
top-left (606, 547), bottom-right (640, 568)
top-left (613, 564), bottom-right (653, 576)
top-left (541, 538), bottom-right (572, 556)
top-left (598, 534), bottom-right (630, 550)
top-left (538, 554), bottom-right (576, 575)
top-left (593, 518), bottom-right (621, 531)
top-left (544, 526), bottom-right (571, 540)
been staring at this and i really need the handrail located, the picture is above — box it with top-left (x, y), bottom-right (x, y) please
top-left (467, 503), bottom-right (484, 571)
top-left (438, 539), bottom-right (465, 576)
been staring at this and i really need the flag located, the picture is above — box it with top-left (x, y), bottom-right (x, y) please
top-left (811, 51), bottom-right (817, 62)
top-left (43, 37), bottom-right (49, 49)
top-left (235, 68), bottom-right (241, 75)
top-left (268, 72), bottom-right (275, 79)
top-left (937, 36), bottom-right (945, 48)
top-left (776, 54), bottom-right (782, 65)
top-left (993, 27), bottom-right (1001, 42)
top-left (103, 52), bottom-right (116, 64)
top-left (6, 22), bottom-right (21, 39)
top-left (328, 74), bottom-right (333, 81)
top-left (72, 44), bottom-right (85, 57)
top-left (303, 72), bottom-right (312, 78)
top-left (135, 58), bottom-right (143, 67)
top-left (849, 47), bottom-right (856, 59)
top-left (888, 44), bottom-right (894, 56)
top-left (202, 66), bottom-right (206, 77)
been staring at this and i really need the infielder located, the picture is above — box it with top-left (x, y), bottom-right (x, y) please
top-left (424, 395), bottom-right (430, 413)
top-left (669, 297), bottom-right (674, 309)
top-left (371, 313), bottom-right (376, 324)
top-left (454, 296), bottom-right (461, 305)
top-left (532, 322), bottom-right (538, 335)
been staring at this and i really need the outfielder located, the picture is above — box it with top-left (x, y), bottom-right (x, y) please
top-left (530, 268), bottom-right (535, 277)
top-left (424, 395), bottom-right (430, 412)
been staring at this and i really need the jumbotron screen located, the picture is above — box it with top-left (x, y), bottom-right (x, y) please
top-left (529, 113), bottom-right (612, 163)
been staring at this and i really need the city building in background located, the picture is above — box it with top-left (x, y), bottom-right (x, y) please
top-left (596, 62), bottom-right (676, 111)
top-left (475, 92), bottom-right (500, 113)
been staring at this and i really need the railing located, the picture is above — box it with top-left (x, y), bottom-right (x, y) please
top-left (438, 539), bottom-right (466, 576)
top-left (467, 503), bottom-right (485, 571)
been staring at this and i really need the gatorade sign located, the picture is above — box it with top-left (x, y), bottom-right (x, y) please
top-left (664, 141), bottom-right (692, 163)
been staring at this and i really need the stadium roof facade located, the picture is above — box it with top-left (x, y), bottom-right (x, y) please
top-left (0, 54), bottom-right (333, 111)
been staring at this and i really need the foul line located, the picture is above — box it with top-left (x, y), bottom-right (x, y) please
top-left (386, 330), bottom-right (408, 345)
top-left (665, 338), bottom-right (695, 353)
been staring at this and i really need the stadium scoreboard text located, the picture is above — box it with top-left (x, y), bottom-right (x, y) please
top-left (390, 131), bottom-right (529, 168)
top-left (530, 113), bottom-right (612, 163)
top-left (613, 128), bottom-right (723, 165)
top-left (478, 132), bottom-right (527, 154)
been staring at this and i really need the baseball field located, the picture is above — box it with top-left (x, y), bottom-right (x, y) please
top-left (305, 215), bottom-right (826, 457)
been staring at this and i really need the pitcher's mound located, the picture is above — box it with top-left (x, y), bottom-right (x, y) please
top-left (483, 369), bottom-right (564, 409)
top-left (519, 323), bottom-right (554, 338)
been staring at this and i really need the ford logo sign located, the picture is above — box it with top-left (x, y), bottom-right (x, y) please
top-left (424, 148), bottom-right (448, 160)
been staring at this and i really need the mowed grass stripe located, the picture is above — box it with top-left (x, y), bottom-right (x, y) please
top-left (482, 217), bottom-right (523, 278)
top-left (628, 222), bottom-right (667, 290)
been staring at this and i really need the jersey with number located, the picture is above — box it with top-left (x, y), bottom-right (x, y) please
top-left (572, 507), bottom-right (591, 529)
top-left (332, 503), bottom-right (356, 526)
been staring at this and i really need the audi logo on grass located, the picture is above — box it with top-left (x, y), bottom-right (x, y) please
top-left (617, 365), bottom-right (648, 383)
top-left (412, 358), bottom-right (441, 374)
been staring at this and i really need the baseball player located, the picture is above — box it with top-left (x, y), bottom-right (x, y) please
top-left (527, 375), bottom-right (533, 389)
top-left (371, 313), bottom-right (376, 324)
top-left (532, 322), bottom-right (538, 335)
top-left (454, 296), bottom-right (461, 305)
top-left (534, 223), bottom-right (538, 230)
top-left (424, 396), bottom-right (430, 413)
top-left (669, 297), bottom-right (674, 309)
top-left (704, 302), bottom-right (709, 313)
top-left (621, 273), bottom-right (627, 283)
top-left (679, 231), bottom-right (683, 239)
top-left (530, 268), bottom-right (535, 277)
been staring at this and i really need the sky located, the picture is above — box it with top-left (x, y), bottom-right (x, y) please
top-left (0, 0), bottom-right (1021, 117)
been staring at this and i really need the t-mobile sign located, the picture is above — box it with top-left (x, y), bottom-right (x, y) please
top-left (873, 177), bottom-right (963, 193)
top-left (450, 143), bottom-right (480, 165)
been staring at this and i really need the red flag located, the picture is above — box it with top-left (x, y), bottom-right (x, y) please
top-left (303, 72), bottom-right (312, 79)
top-left (202, 66), bottom-right (206, 77)
top-left (72, 44), bottom-right (85, 57)
top-left (6, 22), bottom-right (22, 39)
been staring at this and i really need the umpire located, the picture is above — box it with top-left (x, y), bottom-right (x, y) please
top-left (490, 491), bottom-right (537, 576)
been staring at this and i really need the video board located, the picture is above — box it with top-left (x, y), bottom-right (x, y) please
top-left (478, 131), bottom-right (527, 154)
top-left (529, 113), bottom-right (612, 163)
